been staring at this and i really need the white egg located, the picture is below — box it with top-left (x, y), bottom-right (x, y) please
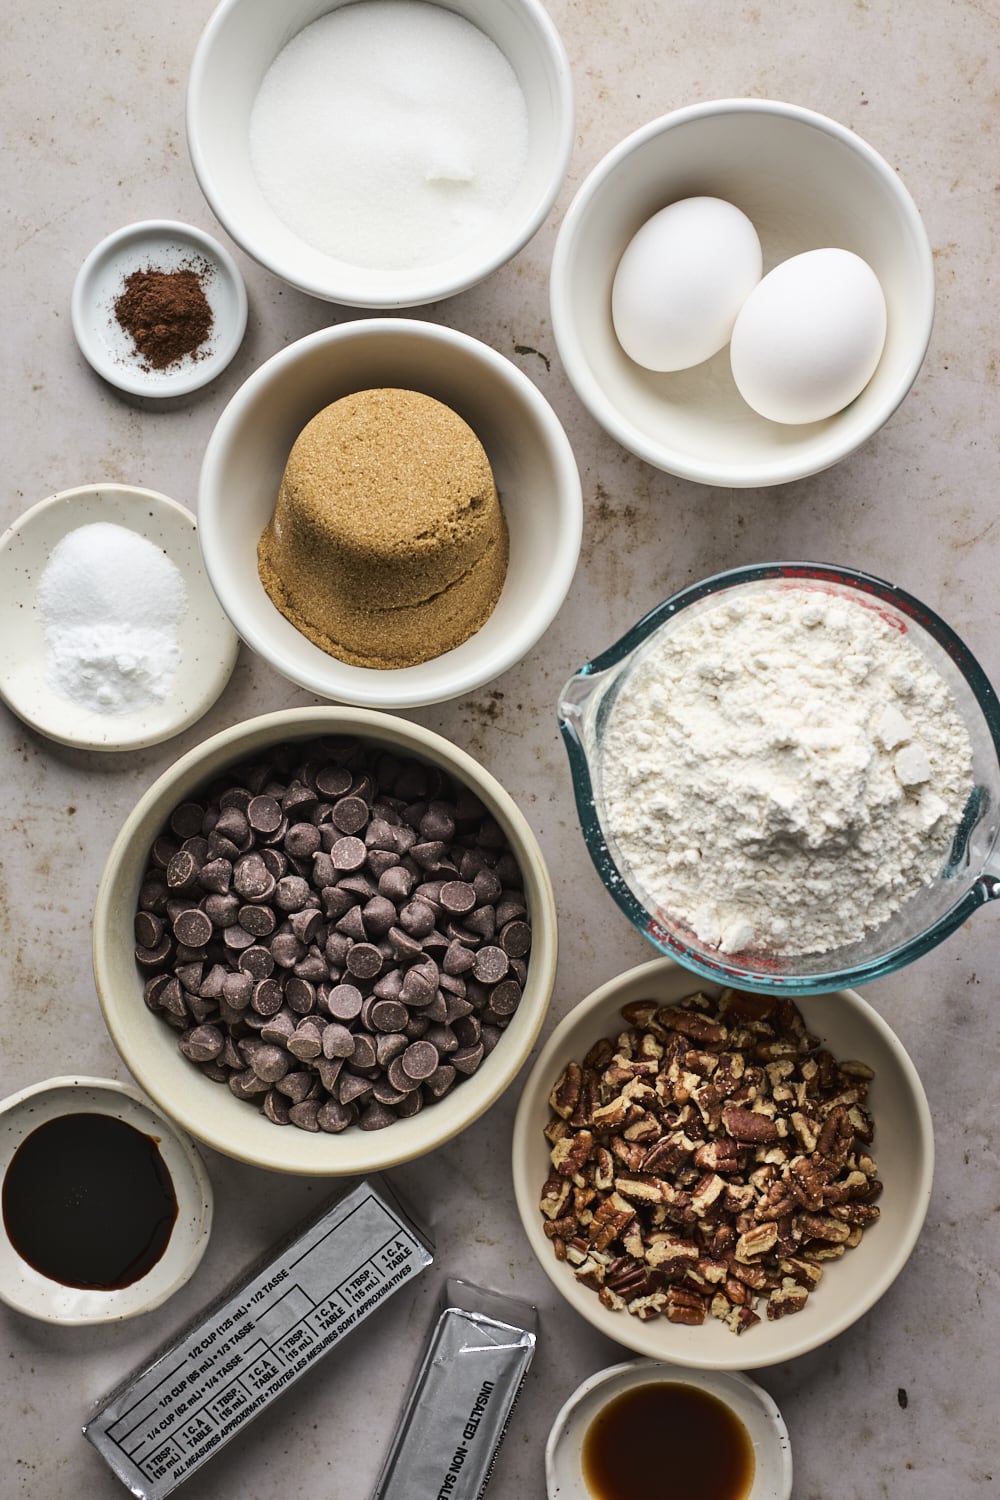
top-left (729, 248), bottom-right (887, 424)
top-left (611, 196), bottom-right (763, 372)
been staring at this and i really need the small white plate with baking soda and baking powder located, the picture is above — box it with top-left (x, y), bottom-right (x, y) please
top-left (0, 483), bottom-right (240, 751)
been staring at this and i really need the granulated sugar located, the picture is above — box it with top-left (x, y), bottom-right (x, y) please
top-left (248, 1), bottom-right (529, 269)
top-left (37, 522), bottom-right (186, 714)
top-left (601, 585), bottom-right (974, 956)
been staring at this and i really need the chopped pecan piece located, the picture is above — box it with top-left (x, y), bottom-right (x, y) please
top-left (722, 1106), bottom-right (779, 1144)
top-left (550, 1128), bottom-right (594, 1177)
top-left (588, 1191), bottom-right (636, 1250)
top-left (539, 1171), bottom-right (571, 1220)
top-left (549, 1062), bottom-right (582, 1119)
top-left (766, 1281), bottom-right (809, 1319)
top-left (665, 1286), bottom-right (707, 1325)
top-left (657, 1005), bottom-right (728, 1045)
top-left (735, 1222), bottom-right (779, 1261)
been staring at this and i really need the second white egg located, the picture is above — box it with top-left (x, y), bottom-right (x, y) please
top-left (729, 247), bottom-right (888, 424)
top-left (611, 196), bottom-right (763, 372)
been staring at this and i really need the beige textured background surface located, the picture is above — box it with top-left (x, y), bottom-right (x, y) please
top-left (2, 2), bottom-right (998, 1496)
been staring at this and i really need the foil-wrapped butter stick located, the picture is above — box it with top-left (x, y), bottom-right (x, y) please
top-left (83, 1177), bottom-right (432, 1498)
top-left (372, 1278), bottom-right (537, 1499)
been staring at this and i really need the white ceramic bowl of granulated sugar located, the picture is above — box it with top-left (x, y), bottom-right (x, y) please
top-left (186, 0), bottom-right (574, 307)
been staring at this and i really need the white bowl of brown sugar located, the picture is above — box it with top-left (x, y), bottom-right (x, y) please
top-left (198, 319), bottom-right (583, 707)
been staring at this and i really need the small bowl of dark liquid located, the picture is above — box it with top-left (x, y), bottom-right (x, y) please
top-left (545, 1358), bottom-right (792, 1500)
top-left (0, 1076), bottom-right (213, 1324)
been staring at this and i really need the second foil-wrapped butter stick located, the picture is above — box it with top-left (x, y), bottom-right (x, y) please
top-left (372, 1278), bottom-right (537, 1499)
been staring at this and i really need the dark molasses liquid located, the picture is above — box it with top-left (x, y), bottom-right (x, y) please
top-left (582, 1381), bottom-right (756, 1500)
top-left (2, 1112), bottom-right (178, 1289)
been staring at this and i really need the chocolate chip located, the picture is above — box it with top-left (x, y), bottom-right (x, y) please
top-left (472, 945), bottom-right (509, 984)
top-left (135, 936), bottom-right (172, 968)
top-left (351, 1033), bottom-right (377, 1071)
top-left (199, 858), bottom-right (234, 894)
top-left (439, 880), bottom-right (476, 915)
top-left (172, 908), bottom-right (213, 948)
top-left (339, 1071), bottom-right (373, 1105)
top-left (271, 930), bottom-right (305, 968)
top-left (317, 1098), bottom-right (353, 1132)
top-left (288, 1018), bottom-right (325, 1061)
top-left (386, 1056), bottom-right (424, 1094)
top-left (322, 1023), bottom-right (356, 1059)
top-left (358, 1101), bottom-right (397, 1130)
top-left (134, 911), bottom-right (163, 948)
top-left (400, 1039), bottom-right (440, 1080)
top-left (346, 942), bottom-right (384, 980)
top-left (233, 853), bottom-right (274, 900)
top-left (223, 924), bottom-right (256, 953)
top-left (399, 897), bottom-right (437, 937)
top-left (288, 1098), bottom-right (321, 1132)
top-left (361, 895), bottom-right (397, 937)
top-left (423, 1063), bottom-right (457, 1100)
top-left (315, 766), bottom-right (353, 799)
top-left (284, 822), bottom-right (321, 860)
top-left (274, 874), bottom-right (312, 912)
top-left (327, 983), bottom-right (364, 1021)
top-left (239, 904), bottom-right (276, 937)
top-left (285, 977), bottom-right (316, 1014)
top-left (288, 908), bottom-right (322, 945)
top-left (500, 919), bottom-right (532, 957)
top-left (375, 1032), bottom-right (408, 1068)
top-left (251, 978), bottom-right (283, 1016)
top-left (179, 1025), bottom-right (224, 1063)
top-left (166, 849), bottom-right (200, 891)
top-left (452, 1043), bottom-right (485, 1075)
top-left (443, 939), bottom-right (476, 976)
top-left (170, 802), bottom-right (205, 839)
top-left (331, 795), bottom-right (369, 834)
top-left (370, 998), bottom-right (409, 1033)
top-left (248, 794), bottom-right (283, 834)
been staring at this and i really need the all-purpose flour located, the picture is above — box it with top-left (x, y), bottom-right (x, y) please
top-left (601, 586), bottom-right (973, 956)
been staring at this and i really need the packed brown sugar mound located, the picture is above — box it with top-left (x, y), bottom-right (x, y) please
top-left (257, 387), bottom-right (509, 668)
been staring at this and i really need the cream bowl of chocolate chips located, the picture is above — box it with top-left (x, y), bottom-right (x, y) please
top-left (94, 706), bottom-right (557, 1175)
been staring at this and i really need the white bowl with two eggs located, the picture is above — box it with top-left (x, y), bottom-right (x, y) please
top-left (551, 98), bottom-right (935, 487)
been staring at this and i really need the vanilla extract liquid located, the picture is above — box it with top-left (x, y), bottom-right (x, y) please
top-left (582, 1381), bottom-right (756, 1500)
top-left (2, 1112), bottom-right (178, 1289)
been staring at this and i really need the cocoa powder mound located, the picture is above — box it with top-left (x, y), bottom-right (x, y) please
top-left (113, 263), bottom-right (214, 370)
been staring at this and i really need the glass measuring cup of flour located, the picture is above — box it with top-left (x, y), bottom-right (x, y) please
top-left (559, 561), bottom-right (1000, 995)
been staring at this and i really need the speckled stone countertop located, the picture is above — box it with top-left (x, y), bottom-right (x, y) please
top-left (2, 3), bottom-right (999, 1498)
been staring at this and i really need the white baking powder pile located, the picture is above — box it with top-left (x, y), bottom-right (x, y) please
top-left (600, 586), bottom-right (974, 956)
top-left (36, 522), bottom-right (187, 714)
top-left (248, 0), bottom-right (529, 270)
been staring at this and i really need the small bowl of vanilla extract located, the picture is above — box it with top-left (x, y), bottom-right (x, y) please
top-left (0, 1076), bottom-right (213, 1324)
top-left (545, 1357), bottom-right (792, 1500)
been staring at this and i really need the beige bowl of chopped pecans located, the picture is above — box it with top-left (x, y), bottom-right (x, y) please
top-left (511, 957), bottom-right (933, 1369)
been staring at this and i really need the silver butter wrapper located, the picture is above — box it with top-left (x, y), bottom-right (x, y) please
top-left (83, 1176), bottom-right (432, 1499)
top-left (373, 1278), bottom-right (537, 1500)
